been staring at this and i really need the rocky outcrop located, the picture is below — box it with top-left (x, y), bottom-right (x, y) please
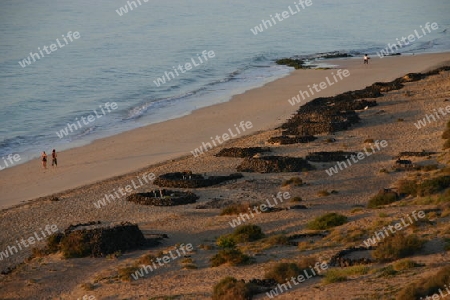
top-left (267, 135), bottom-right (316, 145)
top-left (215, 147), bottom-right (271, 158)
top-left (126, 190), bottom-right (199, 206)
top-left (237, 156), bottom-right (314, 173)
top-left (329, 246), bottom-right (375, 267)
top-left (154, 172), bottom-right (243, 188)
top-left (398, 151), bottom-right (438, 157)
top-left (50, 222), bottom-right (148, 258)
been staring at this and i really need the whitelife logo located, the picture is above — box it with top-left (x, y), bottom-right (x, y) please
top-left (228, 192), bottom-right (291, 228)
top-left (190, 121), bottom-right (253, 158)
top-left (288, 69), bottom-right (350, 106)
top-left (0, 224), bottom-right (59, 261)
top-left (250, 0), bottom-right (313, 35)
top-left (19, 31), bottom-right (80, 68)
top-left (153, 50), bottom-right (215, 87)
top-left (55, 102), bottom-right (118, 139)
top-left (376, 22), bottom-right (439, 58)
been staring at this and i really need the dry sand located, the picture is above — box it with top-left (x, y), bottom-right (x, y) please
top-left (0, 52), bottom-right (450, 300)
top-left (1, 52), bottom-right (450, 209)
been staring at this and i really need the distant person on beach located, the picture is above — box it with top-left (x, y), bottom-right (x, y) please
top-left (51, 149), bottom-right (57, 167)
top-left (41, 151), bottom-right (47, 169)
top-left (364, 54), bottom-right (370, 64)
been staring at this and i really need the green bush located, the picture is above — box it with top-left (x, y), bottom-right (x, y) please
top-left (373, 233), bottom-right (425, 262)
top-left (367, 191), bottom-right (398, 208)
top-left (217, 235), bottom-right (237, 249)
top-left (232, 224), bottom-right (265, 243)
top-left (212, 277), bottom-right (254, 300)
top-left (210, 248), bottom-right (251, 267)
top-left (307, 213), bottom-right (348, 230)
top-left (396, 266), bottom-right (450, 300)
top-left (264, 263), bottom-right (302, 284)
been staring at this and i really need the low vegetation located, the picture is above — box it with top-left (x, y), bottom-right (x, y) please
top-left (397, 266), bottom-right (450, 300)
top-left (307, 213), bottom-right (348, 230)
top-left (373, 233), bottom-right (425, 262)
top-left (212, 277), bottom-right (255, 300)
top-left (221, 202), bottom-right (258, 216)
top-left (282, 177), bottom-right (303, 187)
top-left (210, 248), bottom-right (251, 267)
top-left (264, 257), bottom-right (317, 284)
top-left (367, 191), bottom-right (398, 208)
top-left (323, 265), bottom-right (369, 284)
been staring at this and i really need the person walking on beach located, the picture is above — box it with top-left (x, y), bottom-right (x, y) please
top-left (41, 151), bottom-right (47, 169)
top-left (364, 54), bottom-right (370, 64)
top-left (51, 149), bottom-right (57, 167)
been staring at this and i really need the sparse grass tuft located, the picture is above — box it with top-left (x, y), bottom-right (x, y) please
top-left (367, 191), bottom-right (398, 208)
top-left (231, 224), bottom-right (265, 243)
top-left (282, 177), bottom-right (303, 187)
top-left (264, 262), bottom-right (302, 284)
top-left (210, 248), bottom-right (251, 267)
top-left (290, 196), bottom-right (303, 202)
top-left (392, 259), bottom-right (420, 271)
top-left (373, 233), bottom-right (425, 262)
top-left (323, 265), bottom-right (369, 284)
top-left (221, 202), bottom-right (257, 216)
top-left (396, 266), bottom-right (450, 300)
top-left (317, 190), bottom-right (331, 197)
top-left (117, 266), bottom-right (140, 281)
top-left (307, 213), bottom-right (348, 230)
top-left (212, 277), bottom-right (255, 300)
top-left (264, 234), bottom-right (290, 247)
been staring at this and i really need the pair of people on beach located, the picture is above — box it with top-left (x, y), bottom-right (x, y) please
top-left (41, 149), bottom-right (57, 169)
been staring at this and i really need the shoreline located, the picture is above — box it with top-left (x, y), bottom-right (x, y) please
top-left (1, 52), bottom-right (450, 210)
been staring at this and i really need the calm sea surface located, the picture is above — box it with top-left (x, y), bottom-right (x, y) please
top-left (1, 0), bottom-right (449, 163)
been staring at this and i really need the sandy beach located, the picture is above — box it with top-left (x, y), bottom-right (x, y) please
top-left (1, 53), bottom-right (450, 209)
top-left (1, 52), bottom-right (450, 299)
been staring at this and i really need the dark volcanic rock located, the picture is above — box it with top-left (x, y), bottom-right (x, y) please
top-left (398, 151), bottom-right (438, 157)
top-left (154, 171), bottom-right (243, 188)
top-left (281, 109), bottom-right (360, 136)
top-left (274, 66), bottom-right (450, 144)
top-left (126, 189), bottom-right (199, 206)
top-left (329, 246), bottom-right (375, 267)
top-left (236, 156), bottom-right (314, 173)
top-left (215, 147), bottom-right (271, 158)
top-left (267, 135), bottom-right (316, 145)
top-left (289, 205), bottom-right (308, 210)
top-left (54, 222), bottom-right (147, 258)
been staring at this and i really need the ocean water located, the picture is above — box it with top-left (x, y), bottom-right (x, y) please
top-left (0, 0), bottom-right (449, 164)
